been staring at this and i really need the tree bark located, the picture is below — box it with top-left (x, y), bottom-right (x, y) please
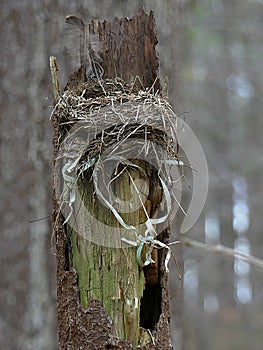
top-left (52, 9), bottom-right (173, 349)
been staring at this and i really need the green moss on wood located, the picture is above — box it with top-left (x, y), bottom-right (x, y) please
top-left (67, 165), bottom-right (150, 346)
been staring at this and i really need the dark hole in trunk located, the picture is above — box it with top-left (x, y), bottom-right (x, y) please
top-left (140, 283), bottom-right (162, 330)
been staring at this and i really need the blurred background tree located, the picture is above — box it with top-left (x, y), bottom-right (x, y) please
top-left (1, 1), bottom-right (262, 349)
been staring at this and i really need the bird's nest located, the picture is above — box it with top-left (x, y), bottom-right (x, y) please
top-left (52, 78), bottom-right (179, 167)
top-left (52, 78), bottom-right (181, 261)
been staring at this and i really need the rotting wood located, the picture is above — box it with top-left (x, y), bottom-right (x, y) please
top-left (52, 8), bottom-right (174, 350)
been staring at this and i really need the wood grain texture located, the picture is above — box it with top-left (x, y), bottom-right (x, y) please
top-left (66, 8), bottom-right (160, 91)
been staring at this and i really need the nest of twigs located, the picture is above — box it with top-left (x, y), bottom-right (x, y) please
top-left (52, 78), bottom-right (179, 171)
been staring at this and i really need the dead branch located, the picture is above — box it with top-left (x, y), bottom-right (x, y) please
top-left (183, 238), bottom-right (263, 269)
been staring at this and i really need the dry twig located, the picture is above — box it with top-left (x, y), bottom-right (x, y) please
top-left (183, 238), bottom-right (263, 269)
top-left (49, 56), bottom-right (61, 102)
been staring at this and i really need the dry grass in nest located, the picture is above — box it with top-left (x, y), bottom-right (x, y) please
top-left (52, 78), bottom-right (179, 170)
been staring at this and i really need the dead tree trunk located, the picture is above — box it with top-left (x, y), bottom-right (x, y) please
top-left (52, 9), bottom-right (175, 350)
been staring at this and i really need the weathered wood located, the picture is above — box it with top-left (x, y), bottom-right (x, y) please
top-left (66, 8), bottom-right (160, 91)
top-left (53, 8), bottom-right (172, 350)
top-left (49, 56), bottom-right (61, 102)
top-left (68, 164), bottom-right (149, 347)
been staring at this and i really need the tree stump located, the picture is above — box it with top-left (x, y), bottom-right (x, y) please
top-left (51, 8), bottom-right (176, 349)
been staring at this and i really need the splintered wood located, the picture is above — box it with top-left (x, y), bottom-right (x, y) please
top-left (52, 8), bottom-right (174, 349)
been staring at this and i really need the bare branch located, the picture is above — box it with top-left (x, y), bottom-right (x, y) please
top-left (183, 238), bottom-right (263, 269)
